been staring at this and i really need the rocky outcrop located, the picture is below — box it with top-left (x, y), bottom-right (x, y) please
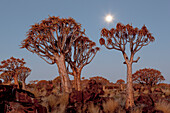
top-left (0, 85), bottom-right (47, 113)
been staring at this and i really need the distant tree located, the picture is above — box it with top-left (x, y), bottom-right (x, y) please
top-left (89, 76), bottom-right (110, 85)
top-left (116, 79), bottom-right (125, 90)
top-left (29, 80), bottom-right (39, 85)
top-left (66, 36), bottom-right (99, 91)
top-left (116, 79), bottom-right (125, 84)
top-left (0, 72), bottom-right (13, 85)
top-left (0, 57), bottom-right (26, 88)
top-left (21, 16), bottom-right (85, 93)
top-left (18, 67), bottom-right (31, 90)
top-left (132, 68), bottom-right (165, 92)
top-left (100, 23), bottom-right (155, 109)
top-left (37, 80), bottom-right (49, 86)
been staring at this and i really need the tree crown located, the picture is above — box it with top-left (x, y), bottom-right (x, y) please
top-left (132, 68), bottom-right (165, 86)
top-left (100, 23), bottom-right (155, 53)
top-left (21, 16), bottom-right (85, 64)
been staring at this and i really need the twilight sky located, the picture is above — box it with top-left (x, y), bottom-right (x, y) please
top-left (0, 0), bottom-right (170, 83)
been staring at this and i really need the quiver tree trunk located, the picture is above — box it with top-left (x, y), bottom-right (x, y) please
top-left (56, 54), bottom-right (72, 93)
top-left (13, 75), bottom-right (19, 88)
top-left (125, 63), bottom-right (135, 109)
top-left (76, 70), bottom-right (81, 91)
top-left (77, 73), bottom-right (81, 91)
top-left (72, 69), bottom-right (81, 91)
top-left (22, 79), bottom-right (26, 90)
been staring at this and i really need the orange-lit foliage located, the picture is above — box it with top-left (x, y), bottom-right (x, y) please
top-left (116, 79), bottom-right (125, 84)
top-left (90, 76), bottom-right (110, 85)
top-left (0, 57), bottom-right (26, 87)
top-left (100, 23), bottom-right (155, 109)
top-left (66, 36), bottom-right (99, 91)
top-left (18, 67), bottom-right (31, 89)
top-left (52, 76), bottom-right (61, 87)
top-left (21, 16), bottom-right (87, 93)
top-left (158, 83), bottom-right (170, 88)
top-left (100, 23), bottom-right (154, 55)
top-left (132, 68), bottom-right (165, 87)
top-left (29, 80), bottom-right (39, 85)
top-left (21, 16), bottom-right (84, 65)
top-left (37, 80), bottom-right (49, 86)
top-left (0, 72), bottom-right (13, 84)
top-left (18, 67), bottom-right (31, 81)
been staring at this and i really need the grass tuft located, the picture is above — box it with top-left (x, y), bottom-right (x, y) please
top-left (102, 99), bottom-right (118, 113)
top-left (155, 100), bottom-right (170, 113)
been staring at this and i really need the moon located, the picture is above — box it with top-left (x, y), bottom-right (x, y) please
top-left (105, 14), bottom-right (114, 23)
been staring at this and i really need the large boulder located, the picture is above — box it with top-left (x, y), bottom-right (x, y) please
top-left (0, 85), bottom-right (47, 113)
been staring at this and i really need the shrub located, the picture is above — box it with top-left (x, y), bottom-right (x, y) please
top-left (155, 100), bottom-right (170, 113)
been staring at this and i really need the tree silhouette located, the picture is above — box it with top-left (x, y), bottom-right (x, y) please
top-left (66, 36), bottom-right (99, 91)
top-left (132, 68), bottom-right (165, 93)
top-left (21, 16), bottom-right (85, 93)
top-left (90, 76), bottom-right (110, 85)
top-left (0, 72), bottom-right (13, 85)
top-left (18, 66), bottom-right (31, 90)
top-left (116, 79), bottom-right (125, 90)
top-left (100, 23), bottom-right (155, 109)
top-left (116, 79), bottom-right (125, 84)
top-left (0, 57), bottom-right (26, 88)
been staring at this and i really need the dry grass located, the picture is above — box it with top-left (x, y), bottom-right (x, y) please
top-left (155, 100), bottom-right (170, 113)
top-left (102, 99), bottom-right (119, 113)
top-left (131, 106), bottom-right (143, 113)
top-left (88, 102), bottom-right (101, 113)
top-left (40, 93), bottom-right (69, 113)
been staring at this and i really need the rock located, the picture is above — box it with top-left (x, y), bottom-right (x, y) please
top-left (135, 94), bottom-right (154, 106)
top-left (0, 85), bottom-right (47, 113)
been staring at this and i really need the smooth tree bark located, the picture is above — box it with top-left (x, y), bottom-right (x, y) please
top-left (55, 54), bottom-right (72, 92)
top-left (66, 36), bottom-right (99, 91)
top-left (99, 23), bottom-right (155, 109)
top-left (0, 57), bottom-right (26, 88)
top-left (21, 16), bottom-right (85, 93)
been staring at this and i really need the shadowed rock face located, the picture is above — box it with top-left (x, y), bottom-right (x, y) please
top-left (0, 85), bottom-right (47, 113)
top-left (68, 79), bottom-right (105, 112)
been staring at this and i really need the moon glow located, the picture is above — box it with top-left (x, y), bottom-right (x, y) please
top-left (105, 14), bottom-right (114, 23)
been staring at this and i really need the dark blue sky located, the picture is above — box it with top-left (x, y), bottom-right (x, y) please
top-left (0, 0), bottom-right (170, 83)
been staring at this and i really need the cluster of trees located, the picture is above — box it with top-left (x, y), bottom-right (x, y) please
top-left (20, 16), bottom-right (99, 93)
top-left (0, 57), bottom-right (31, 89)
top-left (0, 16), bottom-right (165, 109)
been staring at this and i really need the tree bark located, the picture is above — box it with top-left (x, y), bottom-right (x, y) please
top-left (73, 70), bottom-right (78, 90)
top-left (56, 54), bottom-right (72, 93)
top-left (13, 75), bottom-right (19, 88)
top-left (22, 79), bottom-right (26, 90)
top-left (125, 63), bottom-right (135, 109)
top-left (77, 71), bottom-right (81, 91)
top-left (72, 69), bottom-right (81, 91)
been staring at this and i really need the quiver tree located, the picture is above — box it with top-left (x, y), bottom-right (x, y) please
top-left (132, 68), bottom-right (165, 93)
top-left (18, 67), bottom-right (31, 90)
top-left (21, 16), bottom-right (85, 93)
top-left (99, 23), bottom-right (155, 109)
top-left (0, 72), bottom-right (13, 85)
top-left (116, 79), bottom-right (125, 90)
top-left (66, 36), bottom-right (99, 91)
top-left (90, 76), bottom-right (110, 85)
top-left (0, 57), bottom-right (26, 88)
